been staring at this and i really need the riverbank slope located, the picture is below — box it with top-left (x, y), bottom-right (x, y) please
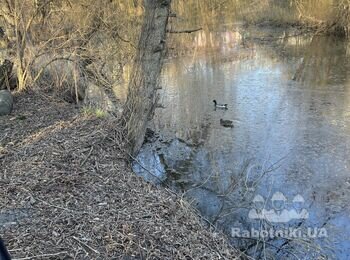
top-left (0, 92), bottom-right (238, 259)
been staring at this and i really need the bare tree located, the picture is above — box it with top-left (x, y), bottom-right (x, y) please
top-left (123, 0), bottom-right (171, 155)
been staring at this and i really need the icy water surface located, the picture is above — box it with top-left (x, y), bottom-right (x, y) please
top-left (148, 29), bottom-right (350, 258)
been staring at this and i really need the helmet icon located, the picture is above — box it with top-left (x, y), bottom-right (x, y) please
top-left (252, 195), bottom-right (265, 210)
top-left (271, 192), bottom-right (287, 211)
top-left (293, 194), bottom-right (305, 203)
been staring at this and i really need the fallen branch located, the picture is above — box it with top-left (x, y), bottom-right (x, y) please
top-left (72, 236), bottom-right (100, 255)
top-left (80, 146), bottom-right (94, 166)
top-left (13, 251), bottom-right (68, 260)
top-left (167, 27), bottom-right (202, 34)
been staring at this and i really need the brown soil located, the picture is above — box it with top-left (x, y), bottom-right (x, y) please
top-left (0, 91), bottom-right (239, 259)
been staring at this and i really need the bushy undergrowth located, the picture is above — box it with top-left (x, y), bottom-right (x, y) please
top-left (171, 0), bottom-right (350, 35)
top-left (0, 0), bottom-right (142, 96)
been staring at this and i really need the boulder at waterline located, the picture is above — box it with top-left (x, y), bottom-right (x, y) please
top-left (132, 143), bottom-right (166, 185)
top-left (0, 90), bottom-right (13, 116)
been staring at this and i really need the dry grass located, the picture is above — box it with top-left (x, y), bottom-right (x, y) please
top-left (0, 0), bottom-right (140, 96)
top-left (0, 92), bottom-right (239, 259)
top-left (238, 0), bottom-right (350, 36)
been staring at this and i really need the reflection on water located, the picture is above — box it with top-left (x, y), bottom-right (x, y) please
top-left (152, 29), bottom-right (350, 258)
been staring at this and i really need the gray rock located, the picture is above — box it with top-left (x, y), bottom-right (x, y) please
top-left (132, 143), bottom-right (166, 184)
top-left (161, 139), bottom-right (192, 170)
top-left (185, 188), bottom-right (224, 221)
top-left (0, 208), bottom-right (30, 227)
top-left (84, 82), bottom-right (117, 112)
top-left (0, 90), bottom-right (13, 116)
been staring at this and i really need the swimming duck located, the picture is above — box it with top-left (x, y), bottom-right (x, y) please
top-left (213, 100), bottom-right (228, 109)
top-left (220, 119), bottom-right (234, 128)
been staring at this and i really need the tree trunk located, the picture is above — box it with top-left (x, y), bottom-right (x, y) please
top-left (122, 0), bottom-right (171, 156)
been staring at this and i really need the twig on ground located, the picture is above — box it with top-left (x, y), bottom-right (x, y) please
top-left (12, 251), bottom-right (68, 260)
top-left (72, 236), bottom-right (100, 255)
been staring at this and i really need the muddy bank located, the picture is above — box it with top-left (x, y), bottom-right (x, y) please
top-left (0, 92), bottom-right (238, 259)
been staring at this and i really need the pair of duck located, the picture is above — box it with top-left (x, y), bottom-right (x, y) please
top-left (213, 100), bottom-right (234, 128)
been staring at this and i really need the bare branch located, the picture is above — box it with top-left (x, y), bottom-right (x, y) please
top-left (167, 27), bottom-right (202, 33)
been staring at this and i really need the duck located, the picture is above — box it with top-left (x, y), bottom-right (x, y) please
top-left (213, 100), bottom-right (228, 109)
top-left (220, 119), bottom-right (234, 128)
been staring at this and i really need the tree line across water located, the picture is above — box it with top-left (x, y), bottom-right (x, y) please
top-left (0, 0), bottom-right (349, 154)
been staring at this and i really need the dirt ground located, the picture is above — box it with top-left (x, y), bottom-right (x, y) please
top-left (0, 91), bottom-right (239, 259)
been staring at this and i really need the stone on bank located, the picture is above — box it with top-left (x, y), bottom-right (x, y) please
top-left (0, 90), bottom-right (13, 116)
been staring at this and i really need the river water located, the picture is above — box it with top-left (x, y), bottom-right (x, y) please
top-left (133, 25), bottom-right (350, 258)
